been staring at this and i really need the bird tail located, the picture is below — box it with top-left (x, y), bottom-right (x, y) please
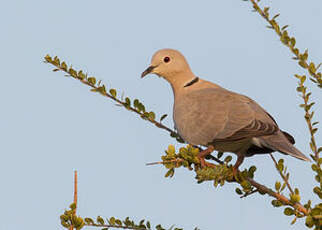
top-left (259, 131), bottom-right (311, 162)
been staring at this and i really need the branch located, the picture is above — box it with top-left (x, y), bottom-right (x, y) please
top-left (247, 0), bottom-right (322, 88)
top-left (269, 154), bottom-right (294, 194)
top-left (45, 55), bottom-right (309, 217)
top-left (147, 154), bottom-right (308, 216)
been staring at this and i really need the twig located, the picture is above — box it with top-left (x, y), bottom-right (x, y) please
top-left (240, 189), bottom-right (259, 198)
top-left (300, 87), bottom-right (319, 161)
top-left (86, 223), bottom-right (147, 230)
top-left (45, 57), bottom-right (309, 216)
top-left (149, 158), bottom-right (309, 215)
top-left (248, 0), bottom-right (321, 87)
top-left (146, 159), bottom-right (183, 166)
top-left (70, 170), bottom-right (78, 230)
top-left (269, 154), bottom-right (294, 194)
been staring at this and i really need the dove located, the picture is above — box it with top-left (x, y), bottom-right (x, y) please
top-left (141, 49), bottom-right (310, 176)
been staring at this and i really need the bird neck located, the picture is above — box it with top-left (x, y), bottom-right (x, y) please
top-left (168, 71), bottom-right (197, 97)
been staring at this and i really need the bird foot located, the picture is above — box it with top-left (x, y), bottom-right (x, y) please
top-left (197, 146), bottom-right (215, 168)
top-left (198, 156), bottom-right (216, 168)
top-left (232, 154), bottom-right (245, 181)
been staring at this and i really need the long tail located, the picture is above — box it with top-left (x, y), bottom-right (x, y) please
top-left (259, 131), bottom-right (311, 162)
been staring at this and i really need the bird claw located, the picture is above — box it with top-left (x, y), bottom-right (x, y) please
top-left (198, 156), bottom-right (215, 168)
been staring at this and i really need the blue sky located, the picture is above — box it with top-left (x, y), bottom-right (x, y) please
top-left (1, 0), bottom-right (321, 229)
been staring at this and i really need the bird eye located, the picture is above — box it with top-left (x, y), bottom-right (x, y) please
top-left (163, 57), bottom-right (170, 63)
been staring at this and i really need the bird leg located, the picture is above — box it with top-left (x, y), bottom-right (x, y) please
top-left (198, 145), bottom-right (215, 168)
top-left (233, 154), bottom-right (245, 180)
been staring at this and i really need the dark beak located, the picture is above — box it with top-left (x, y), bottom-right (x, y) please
top-left (141, 65), bottom-right (156, 78)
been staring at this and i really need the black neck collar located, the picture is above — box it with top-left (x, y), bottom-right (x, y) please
top-left (183, 77), bottom-right (199, 88)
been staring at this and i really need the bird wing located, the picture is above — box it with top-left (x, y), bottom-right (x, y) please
top-left (174, 87), bottom-right (279, 144)
top-left (214, 92), bottom-right (279, 142)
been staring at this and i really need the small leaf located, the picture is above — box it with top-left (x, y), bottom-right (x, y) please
top-left (109, 217), bottom-right (115, 225)
top-left (281, 25), bottom-right (289, 30)
top-left (160, 114), bottom-right (168, 122)
top-left (284, 207), bottom-right (294, 216)
top-left (88, 77), bottom-right (96, 85)
top-left (165, 168), bottom-right (175, 178)
top-left (115, 219), bottom-right (122, 226)
top-left (271, 199), bottom-right (283, 207)
top-left (97, 216), bottom-right (104, 225)
top-left (84, 218), bottom-right (94, 225)
top-left (235, 188), bottom-right (243, 195)
top-left (44, 55), bottom-right (52, 62)
top-left (148, 111), bottom-right (156, 120)
top-left (109, 89), bottom-right (117, 98)
top-left (125, 97), bottom-right (131, 107)
top-left (272, 13), bottom-right (280, 20)
top-left (275, 181), bottom-right (281, 191)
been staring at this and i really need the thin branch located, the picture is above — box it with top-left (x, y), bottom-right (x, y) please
top-left (85, 223), bottom-right (148, 230)
top-left (146, 159), bottom-right (183, 166)
top-left (69, 171), bottom-right (78, 230)
top-left (240, 189), bottom-right (259, 198)
top-left (248, 0), bottom-right (322, 88)
top-left (269, 154), bottom-right (294, 194)
top-left (148, 158), bottom-right (309, 216)
top-left (300, 87), bottom-right (319, 161)
top-left (45, 56), bottom-right (309, 216)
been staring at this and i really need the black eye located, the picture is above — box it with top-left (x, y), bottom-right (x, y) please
top-left (163, 56), bottom-right (170, 63)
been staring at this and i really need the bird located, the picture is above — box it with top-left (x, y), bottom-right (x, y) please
top-left (141, 48), bottom-right (310, 176)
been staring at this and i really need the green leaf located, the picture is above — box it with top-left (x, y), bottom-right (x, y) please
top-left (44, 55), bottom-right (52, 62)
top-left (109, 89), bottom-right (117, 98)
top-left (137, 103), bottom-right (146, 113)
top-left (240, 180), bottom-right (251, 190)
top-left (272, 13), bottom-right (280, 20)
top-left (77, 70), bottom-right (86, 80)
top-left (298, 60), bottom-right (307, 69)
top-left (97, 216), bottom-right (104, 225)
top-left (165, 168), bottom-right (175, 178)
top-left (309, 62), bottom-right (316, 74)
top-left (290, 193), bottom-right (300, 203)
top-left (167, 145), bottom-right (175, 155)
top-left (84, 218), bottom-right (94, 225)
top-left (160, 114), bottom-right (168, 122)
top-left (69, 67), bottom-right (77, 78)
top-left (275, 181), bottom-right (281, 191)
top-left (281, 25), bottom-right (289, 30)
top-left (271, 199), bottom-right (283, 207)
top-left (69, 203), bottom-right (76, 210)
top-left (115, 219), bottom-right (122, 226)
top-left (290, 37), bottom-right (296, 47)
top-left (305, 216), bottom-right (314, 228)
top-left (88, 77), bottom-right (96, 85)
top-left (148, 111), bottom-right (156, 120)
top-left (284, 207), bottom-right (294, 216)
top-left (125, 97), bottom-right (131, 107)
top-left (235, 188), bottom-right (243, 195)
top-left (109, 217), bottom-right (115, 225)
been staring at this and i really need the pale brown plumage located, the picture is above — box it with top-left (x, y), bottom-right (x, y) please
top-left (141, 49), bottom-right (310, 173)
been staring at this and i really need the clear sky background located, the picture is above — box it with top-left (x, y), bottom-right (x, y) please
top-left (1, 1), bottom-right (321, 229)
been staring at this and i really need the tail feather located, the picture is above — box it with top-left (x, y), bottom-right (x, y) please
top-left (259, 131), bottom-right (311, 162)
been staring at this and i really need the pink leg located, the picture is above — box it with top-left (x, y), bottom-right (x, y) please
top-left (233, 154), bottom-right (245, 179)
top-left (198, 145), bottom-right (215, 168)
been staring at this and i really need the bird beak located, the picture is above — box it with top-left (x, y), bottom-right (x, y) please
top-left (141, 65), bottom-right (156, 78)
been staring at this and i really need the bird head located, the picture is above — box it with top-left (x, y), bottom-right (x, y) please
top-left (141, 49), bottom-right (193, 82)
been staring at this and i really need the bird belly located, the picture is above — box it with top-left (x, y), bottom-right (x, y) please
top-left (212, 139), bottom-right (252, 154)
